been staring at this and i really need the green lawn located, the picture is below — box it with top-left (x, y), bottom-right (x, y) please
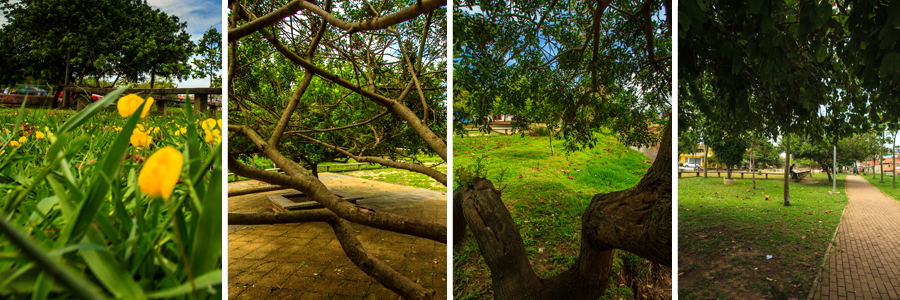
top-left (453, 133), bottom-right (665, 299)
top-left (344, 165), bottom-right (447, 192)
top-left (862, 174), bottom-right (900, 201)
top-left (678, 175), bottom-right (848, 300)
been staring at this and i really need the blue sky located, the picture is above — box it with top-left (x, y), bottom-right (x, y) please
top-left (148, 0), bottom-right (223, 87)
top-left (1, 0), bottom-right (222, 88)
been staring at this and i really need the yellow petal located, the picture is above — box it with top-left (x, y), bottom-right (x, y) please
top-left (138, 147), bottom-right (183, 200)
top-left (36, 131), bottom-right (44, 139)
top-left (18, 136), bottom-right (26, 143)
top-left (9, 141), bottom-right (18, 147)
top-left (118, 94), bottom-right (144, 117)
top-left (141, 97), bottom-right (154, 118)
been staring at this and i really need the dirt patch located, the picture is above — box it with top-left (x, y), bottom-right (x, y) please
top-left (679, 227), bottom-right (822, 300)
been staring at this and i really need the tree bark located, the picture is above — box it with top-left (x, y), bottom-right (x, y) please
top-left (751, 142), bottom-right (756, 189)
top-left (703, 143), bottom-right (708, 177)
top-left (229, 210), bottom-right (435, 299)
top-left (455, 121), bottom-right (671, 299)
top-left (784, 134), bottom-right (791, 206)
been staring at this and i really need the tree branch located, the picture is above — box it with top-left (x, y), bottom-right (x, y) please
top-left (228, 125), bottom-right (447, 243)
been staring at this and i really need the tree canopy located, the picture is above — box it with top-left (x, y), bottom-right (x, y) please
top-left (0, 0), bottom-right (195, 86)
top-left (226, 0), bottom-right (447, 298)
top-left (679, 0), bottom-right (900, 204)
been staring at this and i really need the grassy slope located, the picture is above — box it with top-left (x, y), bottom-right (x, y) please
top-left (453, 133), bottom-right (658, 299)
top-left (678, 175), bottom-right (848, 299)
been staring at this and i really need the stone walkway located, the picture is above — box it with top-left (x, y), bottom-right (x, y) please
top-left (814, 175), bottom-right (900, 300)
top-left (228, 173), bottom-right (447, 299)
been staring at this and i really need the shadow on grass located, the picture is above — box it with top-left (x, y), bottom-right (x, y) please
top-left (678, 175), bottom-right (848, 300)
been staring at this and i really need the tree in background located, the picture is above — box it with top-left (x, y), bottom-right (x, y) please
top-left (0, 0), bottom-right (194, 87)
top-left (707, 131), bottom-right (747, 179)
top-left (680, 0), bottom-right (900, 205)
top-left (226, 0), bottom-right (447, 298)
top-left (193, 27), bottom-right (222, 87)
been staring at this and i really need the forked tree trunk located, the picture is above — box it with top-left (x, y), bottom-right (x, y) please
top-left (453, 122), bottom-right (671, 299)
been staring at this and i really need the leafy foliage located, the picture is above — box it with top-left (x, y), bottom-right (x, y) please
top-left (0, 0), bottom-right (195, 85)
top-left (454, 0), bottom-right (671, 151)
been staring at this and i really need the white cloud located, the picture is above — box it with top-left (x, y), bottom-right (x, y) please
top-left (147, 0), bottom-right (222, 41)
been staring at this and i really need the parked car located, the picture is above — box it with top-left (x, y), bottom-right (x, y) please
top-left (12, 87), bottom-right (47, 96)
top-left (57, 93), bottom-right (103, 101)
top-left (683, 162), bottom-right (700, 168)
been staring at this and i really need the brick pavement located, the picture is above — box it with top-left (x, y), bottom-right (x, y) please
top-left (813, 175), bottom-right (900, 300)
top-left (228, 173), bottom-right (447, 299)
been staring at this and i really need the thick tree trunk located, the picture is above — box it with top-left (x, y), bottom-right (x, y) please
top-left (784, 134), bottom-right (791, 206)
top-left (454, 121), bottom-right (671, 299)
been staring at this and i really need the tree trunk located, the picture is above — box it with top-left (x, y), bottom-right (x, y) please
top-left (311, 162), bottom-right (319, 178)
top-left (703, 144), bottom-right (708, 178)
top-left (820, 163), bottom-right (833, 183)
top-left (454, 121), bottom-right (671, 299)
top-left (751, 143), bottom-right (756, 189)
top-left (784, 134), bottom-right (791, 206)
top-left (549, 129), bottom-right (554, 156)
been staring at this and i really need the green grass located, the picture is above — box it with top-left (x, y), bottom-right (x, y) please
top-left (678, 175), bottom-right (848, 300)
top-left (227, 155), bottom-right (445, 182)
top-left (453, 133), bottom-right (658, 299)
top-left (862, 173), bottom-right (900, 201)
top-left (344, 166), bottom-right (447, 192)
top-left (0, 91), bottom-right (222, 299)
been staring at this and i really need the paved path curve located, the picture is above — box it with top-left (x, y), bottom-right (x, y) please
top-left (814, 175), bottom-right (900, 300)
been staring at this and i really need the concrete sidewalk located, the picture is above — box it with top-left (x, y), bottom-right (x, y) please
top-left (228, 173), bottom-right (447, 300)
top-left (814, 175), bottom-right (900, 299)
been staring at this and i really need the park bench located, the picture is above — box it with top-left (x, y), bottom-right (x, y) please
top-left (792, 170), bottom-right (811, 182)
top-left (678, 170), bottom-right (812, 180)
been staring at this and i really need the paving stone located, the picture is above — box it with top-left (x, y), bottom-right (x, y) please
top-left (228, 173), bottom-right (446, 299)
top-left (814, 175), bottom-right (900, 299)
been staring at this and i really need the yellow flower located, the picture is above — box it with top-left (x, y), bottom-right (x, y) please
top-left (180, 127), bottom-right (187, 134)
top-left (201, 118), bottom-right (217, 130)
top-left (117, 94), bottom-right (154, 118)
top-left (217, 119), bottom-right (222, 128)
top-left (136, 124), bottom-right (145, 132)
top-left (130, 131), bottom-right (152, 147)
top-left (18, 136), bottom-right (26, 144)
top-left (173, 130), bottom-right (180, 136)
top-left (8, 141), bottom-right (18, 147)
top-left (35, 131), bottom-right (44, 139)
top-left (138, 146), bottom-right (183, 200)
top-left (204, 131), bottom-right (214, 142)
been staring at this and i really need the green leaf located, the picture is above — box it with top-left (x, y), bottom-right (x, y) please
top-left (145, 270), bottom-right (222, 299)
top-left (816, 45), bottom-right (827, 63)
top-left (81, 228), bottom-right (145, 300)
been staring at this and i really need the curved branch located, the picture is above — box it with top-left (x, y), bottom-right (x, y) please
top-left (228, 125), bottom-right (447, 243)
top-left (299, 0), bottom-right (446, 33)
top-left (228, 1), bottom-right (303, 42)
top-left (285, 110), bottom-right (390, 133)
top-left (229, 210), bottom-right (435, 299)
top-left (290, 132), bottom-right (447, 185)
top-left (234, 5), bottom-right (447, 161)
